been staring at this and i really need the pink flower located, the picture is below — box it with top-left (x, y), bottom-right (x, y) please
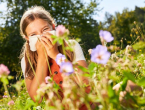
top-left (8, 100), bottom-right (14, 106)
top-left (3, 95), bottom-right (8, 98)
top-left (0, 64), bottom-right (10, 77)
top-left (45, 76), bottom-right (51, 84)
top-left (56, 25), bottom-right (69, 37)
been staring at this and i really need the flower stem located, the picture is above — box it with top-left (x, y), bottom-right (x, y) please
top-left (39, 38), bottom-right (52, 76)
top-left (62, 40), bottom-right (66, 57)
top-left (3, 83), bottom-right (11, 100)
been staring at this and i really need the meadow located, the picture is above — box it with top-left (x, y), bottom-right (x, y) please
top-left (0, 23), bottom-right (145, 110)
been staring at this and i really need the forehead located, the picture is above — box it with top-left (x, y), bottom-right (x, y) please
top-left (25, 19), bottom-right (51, 35)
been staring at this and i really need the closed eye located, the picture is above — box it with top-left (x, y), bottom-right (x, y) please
top-left (31, 34), bottom-right (36, 36)
top-left (43, 27), bottom-right (49, 32)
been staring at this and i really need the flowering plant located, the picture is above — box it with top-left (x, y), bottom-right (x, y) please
top-left (1, 26), bottom-right (145, 110)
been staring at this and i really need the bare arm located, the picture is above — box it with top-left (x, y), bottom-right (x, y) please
top-left (25, 55), bottom-right (48, 102)
top-left (77, 60), bottom-right (88, 68)
top-left (24, 32), bottom-right (59, 103)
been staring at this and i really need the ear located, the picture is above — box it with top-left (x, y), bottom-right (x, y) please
top-left (25, 36), bottom-right (29, 41)
top-left (52, 24), bottom-right (55, 30)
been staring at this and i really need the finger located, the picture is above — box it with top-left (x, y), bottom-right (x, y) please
top-left (42, 32), bottom-right (54, 44)
top-left (40, 38), bottom-right (49, 50)
top-left (41, 37), bottom-right (52, 47)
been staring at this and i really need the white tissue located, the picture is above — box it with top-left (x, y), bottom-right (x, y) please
top-left (29, 35), bottom-right (40, 51)
top-left (29, 30), bottom-right (60, 52)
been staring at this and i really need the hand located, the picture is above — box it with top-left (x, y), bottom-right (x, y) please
top-left (36, 38), bottom-right (46, 57)
top-left (40, 32), bottom-right (59, 60)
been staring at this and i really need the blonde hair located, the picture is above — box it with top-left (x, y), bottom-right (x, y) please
top-left (20, 6), bottom-right (74, 79)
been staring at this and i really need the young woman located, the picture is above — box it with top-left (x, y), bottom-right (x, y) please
top-left (20, 6), bottom-right (91, 109)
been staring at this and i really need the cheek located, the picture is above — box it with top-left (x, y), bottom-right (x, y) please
top-left (25, 36), bottom-right (29, 41)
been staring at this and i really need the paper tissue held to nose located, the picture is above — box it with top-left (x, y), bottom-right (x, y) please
top-left (29, 30), bottom-right (60, 51)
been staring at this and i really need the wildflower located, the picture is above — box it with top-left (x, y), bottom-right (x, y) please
top-left (88, 49), bottom-right (92, 55)
top-left (48, 92), bottom-right (54, 100)
top-left (55, 53), bottom-right (66, 66)
top-left (137, 63), bottom-right (142, 67)
top-left (0, 64), bottom-right (10, 77)
top-left (60, 62), bottom-right (74, 75)
top-left (45, 76), bottom-right (51, 84)
top-left (101, 90), bottom-right (108, 99)
top-left (91, 45), bottom-right (111, 64)
top-left (8, 100), bottom-right (14, 106)
top-left (99, 30), bottom-right (114, 42)
top-left (37, 83), bottom-right (46, 96)
top-left (36, 106), bottom-right (41, 110)
top-left (141, 54), bottom-right (144, 57)
top-left (56, 25), bottom-right (69, 37)
top-left (3, 95), bottom-right (8, 98)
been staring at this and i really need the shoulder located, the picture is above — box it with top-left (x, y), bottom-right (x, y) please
top-left (66, 39), bottom-right (86, 63)
top-left (67, 39), bottom-right (81, 48)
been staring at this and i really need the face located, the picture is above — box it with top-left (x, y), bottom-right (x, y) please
top-left (25, 19), bottom-right (52, 40)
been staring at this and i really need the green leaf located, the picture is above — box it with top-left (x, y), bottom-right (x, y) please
top-left (24, 98), bottom-right (36, 110)
top-left (88, 62), bottom-right (96, 72)
top-left (123, 70), bottom-right (135, 83)
top-left (108, 85), bottom-right (115, 98)
top-left (120, 78), bottom-right (128, 91)
top-left (1, 77), bottom-right (9, 85)
top-left (77, 65), bottom-right (88, 72)
top-left (8, 75), bottom-right (14, 80)
top-left (137, 77), bottom-right (145, 86)
top-left (75, 38), bottom-right (81, 42)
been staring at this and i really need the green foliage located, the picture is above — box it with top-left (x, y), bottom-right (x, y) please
top-left (1, 39), bottom-right (145, 109)
top-left (101, 6), bottom-right (145, 49)
top-left (102, 9), bottom-right (136, 48)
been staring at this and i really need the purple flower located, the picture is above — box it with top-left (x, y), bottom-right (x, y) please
top-left (60, 62), bottom-right (74, 75)
top-left (0, 64), bottom-right (10, 77)
top-left (99, 30), bottom-right (114, 42)
top-left (55, 53), bottom-right (66, 66)
top-left (91, 45), bottom-right (111, 64)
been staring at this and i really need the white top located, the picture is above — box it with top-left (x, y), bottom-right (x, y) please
top-left (21, 40), bottom-right (86, 78)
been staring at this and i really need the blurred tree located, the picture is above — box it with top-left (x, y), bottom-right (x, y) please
top-left (0, 0), bottom-right (100, 77)
top-left (101, 6), bottom-right (145, 49)
top-left (134, 6), bottom-right (145, 23)
top-left (103, 12), bottom-right (113, 28)
top-left (102, 8), bottom-right (137, 48)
